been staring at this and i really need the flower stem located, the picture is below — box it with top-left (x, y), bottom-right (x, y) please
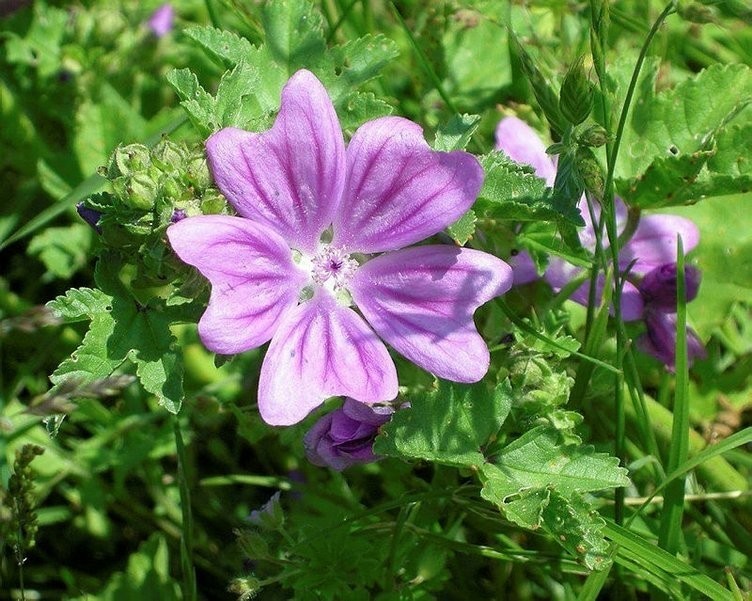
top-left (595, 1), bottom-right (676, 527)
top-left (174, 417), bottom-right (197, 601)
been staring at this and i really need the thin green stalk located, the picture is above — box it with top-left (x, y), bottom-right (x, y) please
top-left (174, 418), bottom-right (197, 601)
top-left (203, 0), bottom-right (221, 29)
top-left (657, 238), bottom-right (690, 555)
top-left (595, 0), bottom-right (676, 526)
top-left (389, 1), bottom-right (459, 115)
top-left (325, 0), bottom-right (360, 42)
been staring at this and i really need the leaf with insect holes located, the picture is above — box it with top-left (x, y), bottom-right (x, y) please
top-left (615, 63), bottom-right (752, 208)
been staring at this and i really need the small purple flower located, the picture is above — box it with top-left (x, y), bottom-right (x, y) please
top-left (639, 262), bottom-right (701, 312)
top-left (304, 399), bottom-right (393, 471)
top-left (168, 70), bottom-right (512, 425)
top-left (76, 202), bottom-right (102, 233)
top-left (147, 3), bottom-right (174, 38)
top-left (637, 311), bottom-right (707, 370)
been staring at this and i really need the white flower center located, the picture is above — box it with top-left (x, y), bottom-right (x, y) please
top-left (295, 245), bottom-right (359, 304)
top-left (311, 245), bottom-right (358, 289)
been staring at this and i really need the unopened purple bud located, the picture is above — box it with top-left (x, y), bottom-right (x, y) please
top-left (247, 491), bottom-right (283, 530)
top-left (637, 310), bottom-right (706, 370)
top-left (76, 202), bottom-right (102, 233)
top-left (639, 262), bottom-right (701, 312)
top-left (147, 3), bottom-right (174, 38)
top-left (304, 398), bottom-right (393, 471)
top-left (170, 208), bottom-right (187, 223)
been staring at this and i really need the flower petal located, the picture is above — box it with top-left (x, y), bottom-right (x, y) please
top-left (545, 259), bottom-right (645, 321)
top-left (167, 215), bottom-right (306, 354)
top-left (351, 246), bottom-right (512, 382)
top-left (509, 250), bottom-right (539, 285)
top-left (494, 116), bottom-right (557, 186)
top-left (333, 117), bottom-right (483, 253)
top-left (619, 214), bottom-right (700, 276)
top-left (206, 70), bottom-right (346, 254)
top-left (258, 293), bottom-right (398, 426)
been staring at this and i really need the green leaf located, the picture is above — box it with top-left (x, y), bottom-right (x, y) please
top-left (668, 194), bottom-right (752, 336)
top-left (433, 114), bottom-right (481, 152)
top-left (328, 34), bottom-right (400, 93)
top-left (74, 534), bottom-right (182, 601)
top-left (446, 210), bottom-right (477, 245)
top-left (261, 0), bottom-right (327, 75)
top-left (443, 15), bottom-right (512, 108)
top-left (541, 492), bottom-right (610, 571)
top-left (374, 380), bottom-right (512, 468)
top-left (480, 426), bottom-right (629, 500)
top-left (50, 257), bottom-right (184, 413)
top-left (166, 69), bottom-right (219, 135)
top-left (476, 152), bottom-right (554, 221)
top-left (183, 25), bottom-right (254, 67)
top-left (214, 60), bottom-right (263, 129)
top-left (47, 287), bottom-right (112, 323)
top-left (27, 224), bottom-right (92, 280)
top-left (616, 64), bottom-right (752, 207)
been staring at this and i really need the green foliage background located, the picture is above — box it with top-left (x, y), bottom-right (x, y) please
top-left (1, 0), bottom-right (751, 599)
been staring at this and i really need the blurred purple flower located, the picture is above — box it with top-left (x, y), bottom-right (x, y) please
top-left (637, 311), bottom-right (707, 370)
top-left (639, 262), bottom-right (701, 312)
top-left (247, 491), bottom-right (283, 529)
top-left (147, 3), bottom-right (174, 38)
top-left (168, 70), bottom-right (512, 425)
top-left (76, 202), bottom-right (102, 233)
top-left (304, 399), bottom-right (393, 471)
top-left (495, 116), bottom-right (705, 367)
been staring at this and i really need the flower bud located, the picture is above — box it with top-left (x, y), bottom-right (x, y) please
top-left (304, 399), bottom-right (393, 471)
top-left (113, 172), bottom-right (158, 210)
top-left (637, 311), bottom-right (706, 370)
top-left (578, 124), bottom-right (609, 148)
top-left (76, 202), bottom-right (102, 233)
top-left (559, 56), bottom-right (594, 126)
top-left (639, 262), bottom-right (701, 312)
top-left (109, 144), bottom-right (150, 179)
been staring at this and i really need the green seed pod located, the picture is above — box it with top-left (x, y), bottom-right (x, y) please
top-left (109, 144), bottom-right (151, 179)
top-left (200, 190), bottom-right (228, 215)
top-left (576, 147), bottom-right (605, 199)
top-left (559, 56), bottom-right (594, 126)
top-left (578, 124), bottom-right (609, 148)
top-left (114, 172), bottom-right (158, 210)
top-left (185, 154), bottom-right (212, 190)
top-left (151, 139), bottom-right (187, 172)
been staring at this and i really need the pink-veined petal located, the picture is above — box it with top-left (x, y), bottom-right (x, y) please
top-left (206, 70), bottom-right (346, 254)
top-left (258, 293), bottom-right (398, 426)
top-left (333, 117), bottom-right (483, 253)
top-left (494, 116), bottom-right (557, 186)
top-left (619, 214), bottom-right (700, 276)
top-left (351, 246), bottom-right (512, 382)
top-left (167, 215), bottom-right (307, 354)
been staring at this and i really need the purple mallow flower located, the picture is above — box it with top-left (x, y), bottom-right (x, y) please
top-left (304, 398), bottom-right (394, 470)
top-left (495, 116), bottom-right (705, 367)
top-left (168, 70), bottom-right (512, 425)
top-left (147, 3), bottom-right (174, 38)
